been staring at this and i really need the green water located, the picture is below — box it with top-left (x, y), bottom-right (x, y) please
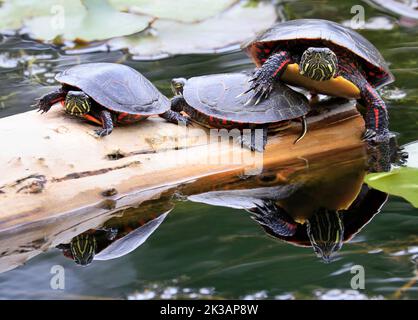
top-left (0, 0), bottom-right (418, 299)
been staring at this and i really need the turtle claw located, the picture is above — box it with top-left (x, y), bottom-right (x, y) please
top-left (243, 96), bottom-right (255, 107)
top-left (239, 85), bottom-right (256, 101)
top-left (254, 86), bottom-right (273, 105)
top-left (254, 92), bottom-right (264, 106)
top-left (181, 116), bottom-right (192, 127)
top-left (235, 92), bottom-right (245, 99)
top-left (394, 148), bottom-right (409, 166)
top-left (362, 129), bottom-right (377, 142)
top-left (250, 200), bottom-right (297, 237)
top-left (245, 69), bottom-right (274, 106)
top-left (95, 128), bottom-right (113, 137)
top-left (34, 97), bottom-right (52, 114)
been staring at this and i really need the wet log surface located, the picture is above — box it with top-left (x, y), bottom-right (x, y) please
top-left (0, 99), bottom-right (365, 272)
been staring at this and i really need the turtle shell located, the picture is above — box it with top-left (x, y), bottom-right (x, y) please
top-left (243, 19), bottom-right (394, 88)
top-left (56, 63), bottom-right (170, 115)
top-left (182, 73), bottom-right (309, 124)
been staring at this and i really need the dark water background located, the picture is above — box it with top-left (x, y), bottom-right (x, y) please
top-left (0, 0), bottom-right (417, 299)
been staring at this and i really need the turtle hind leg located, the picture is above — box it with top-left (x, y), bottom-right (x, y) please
top-left (34, 87), bottom-right (67, 114)
top-left (361, 82), bottom-right (390, 143)
top-left (95, 110), bottom-right (114, 137)
top-left (339, 64), bottom-right (389, 143)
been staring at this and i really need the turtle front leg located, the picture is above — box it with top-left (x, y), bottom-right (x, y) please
top-left (244, 50), bottom-right (293, 105)
top-left (34, 87), bottom-right (67, 114)
top-left (160, 110), bottom-right (191, 126)
top-left (95, 110), bottom-right (114, 137)
top-left (360, 82), bottom-right (390, 143)
top-left (249, 200), bottom-right (298, 237)
top-left (160, 96), bottom-right (191, 126)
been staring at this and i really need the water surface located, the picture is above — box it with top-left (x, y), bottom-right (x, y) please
top-left (0, 0), bottom-right (417, 299)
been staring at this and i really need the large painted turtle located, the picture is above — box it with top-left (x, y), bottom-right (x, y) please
top-left (35, 63), bottom-right (188, 137)
top-left (242, 19), bottom-right (394, 143)
top-left (254, 185), bottom-right (388, 263)
top-left (171, 73), bottom-right (309, 151)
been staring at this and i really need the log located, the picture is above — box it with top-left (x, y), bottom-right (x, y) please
top-left (0, 100), bottom-right (365, 272)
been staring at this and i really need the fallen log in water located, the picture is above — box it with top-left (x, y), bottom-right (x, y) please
top-left (0, 99), bottom-right (365, 272)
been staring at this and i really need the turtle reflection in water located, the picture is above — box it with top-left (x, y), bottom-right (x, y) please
top-left (250, 188), bottom-right (386, 263)
top-left (57, 208), bottom-right (171, 266)
top-left (188, 135), bottom-right (406, 263)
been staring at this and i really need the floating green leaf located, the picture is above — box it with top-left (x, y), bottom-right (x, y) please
top-left (0, 0), bottom-right (151, 42)
top-left (403, 140), bottom-right (418, 169)
top-left (108, 2), bottom-right (276, 59)
top-left (110, 0), bottom-right (237, 23)
top-left (0, 0), bottom-right (83, 31)
top-left (365, 167), bottom-right (418, 207)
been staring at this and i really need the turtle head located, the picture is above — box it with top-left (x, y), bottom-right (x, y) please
top-left (299, 47), bottom-right (338, 81)
top-left (306, 208), bottom-right (344, 263)
top-left (171, 78), bottom-right (187, 95)
top-left (70, 233), bottom-right (97, 266)
top-left (64, 91), bottom-right (91, 116)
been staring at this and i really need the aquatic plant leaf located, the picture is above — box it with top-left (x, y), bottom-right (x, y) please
top-left (108, 2), bottom-right (276, 59)
top-left (0, 0), bottom-right (151, 42)
top-left (367, 0), bottom-right (418, 20)
top-left (110, 0), bottom-right (237, 23)
top-left (365, 167), bottom-right (418, 207)
top-left (0, 0), bottom-right (83, 31)
top-left (403, 140), bottom-right (418, 169)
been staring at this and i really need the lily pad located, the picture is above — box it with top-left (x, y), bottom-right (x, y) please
top-left (0, 0), bottom-right (83, 31)
top-left (365, 167), bottom-right (418, 207)
top-left (1, 0), bottom-right (152, 42)
top-left (403, 140), bottom-right (418, 168)
top-left (108, 2), bottom-right (276, 59)
top-left (110, 0), bottom-right (238, 23)
top-left (367, 0), bottom-right (418, 20)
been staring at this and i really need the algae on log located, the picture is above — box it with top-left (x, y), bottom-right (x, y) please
top-left (0, 100), bottom-right (365, 272)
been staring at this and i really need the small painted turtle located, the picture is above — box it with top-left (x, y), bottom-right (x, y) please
top-left (35, 63), bottom-right (188, 137)
top-left (58, 210), bottom-right (169, 266)
top-left (242, 19), bottom-right (394, 143)
top-left (171, 73), bottom-right (309, 151)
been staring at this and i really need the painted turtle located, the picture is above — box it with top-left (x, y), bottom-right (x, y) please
top-left (188, 184), bottom-right (300, 236)
top-left (242, 19), bottom-right (394, 143)
top-left (171, 73), bottom-right (309, 151)
top-left (58, 210), bottom-right (170, 266)
top-left (255, 185), bottom-right (388, 263)
top-left (34, 63), bottom-right (188, 137)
